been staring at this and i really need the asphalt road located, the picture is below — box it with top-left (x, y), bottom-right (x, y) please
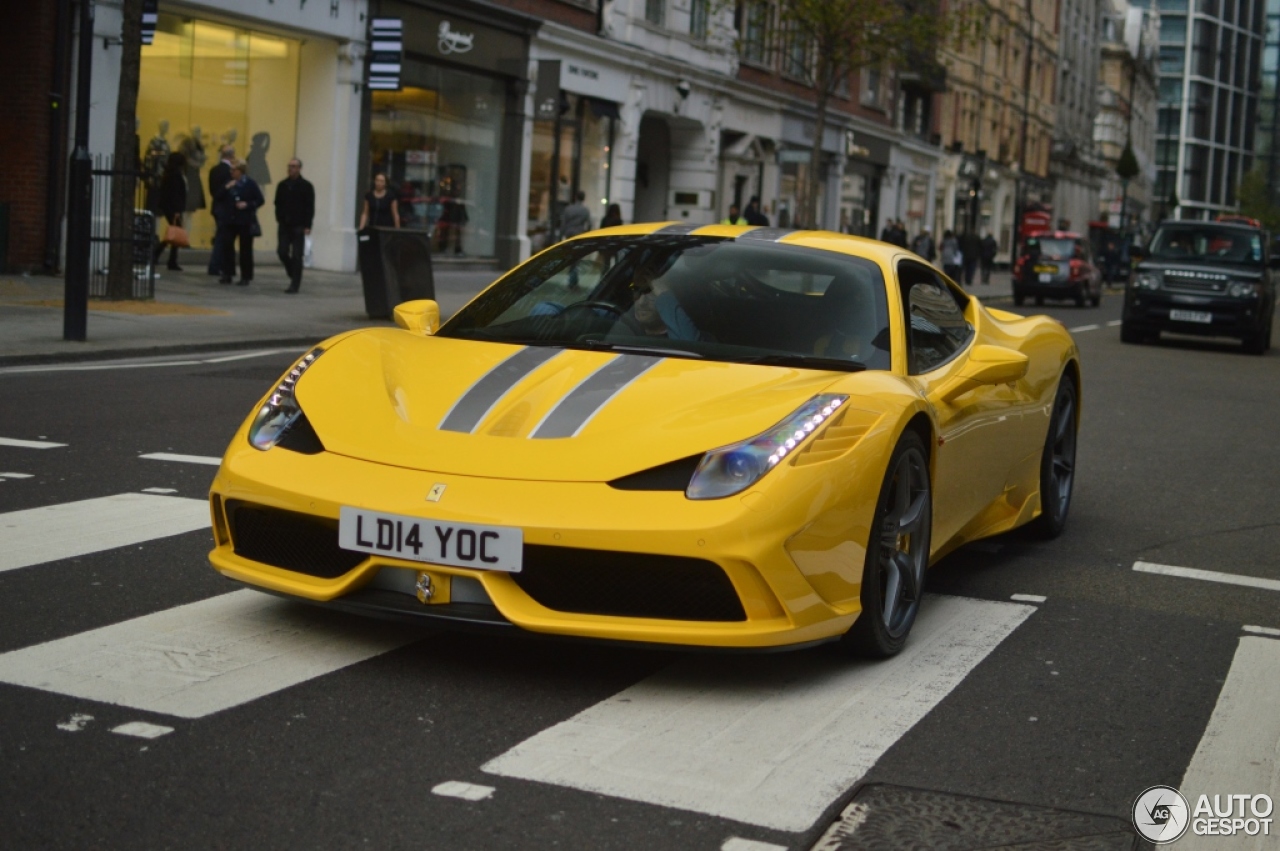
top-left (1, 292), bottom-right (1277, 851)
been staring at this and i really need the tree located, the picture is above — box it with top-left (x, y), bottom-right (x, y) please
top-left (107, 0), bottom-right (144, 299)
top-left (751, 0), bottom-right (972, 227)
top-left (1237, 167), bottom-right (1280, 232)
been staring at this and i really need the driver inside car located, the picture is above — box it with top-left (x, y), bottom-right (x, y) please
top-left (628, 255), bottom-right (706, 341)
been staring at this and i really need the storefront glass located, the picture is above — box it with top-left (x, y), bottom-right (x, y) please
top-left (370, 67), bottom-right (504, 258)
top-left (778, 156), bottom-right (824, 229)
top-left (139, 14), bottom-right (301, 251)
top-left (527, 94), bottom-right (615, 253)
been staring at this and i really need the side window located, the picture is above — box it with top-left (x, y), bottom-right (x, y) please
top-left (898, 261), bottom-right (973, 374)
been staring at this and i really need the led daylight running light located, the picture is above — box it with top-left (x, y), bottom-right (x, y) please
top-left (247, 348), bottom-right (324, 451)
top-left (686, 395), bottom-right (847, 500)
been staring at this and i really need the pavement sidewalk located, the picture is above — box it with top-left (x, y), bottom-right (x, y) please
top-left (0, 250), bottom-right (1017, 365)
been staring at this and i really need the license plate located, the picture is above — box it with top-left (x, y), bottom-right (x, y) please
top-left (1038, 273), bottom-right (1052, 283)
top-left (338, 507), bottom-right (522, 572)
top-left (1169, 309), bottom-right (1212, 324)
top-left (1034, 264), bottom-right (1058, 274)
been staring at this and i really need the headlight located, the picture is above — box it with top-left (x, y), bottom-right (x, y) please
top-left (686, 395), bottom-right (847, 500)
top-left (247, 347), bottom-right (324, 451)
top-left (1132, 272), bottom-right (1160, 290)
top-left (1227, 281), bottom-right (1260, 298)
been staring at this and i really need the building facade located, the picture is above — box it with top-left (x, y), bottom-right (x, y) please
top-left (1095, 0), bottom-right (1159, 231)
top-left (1155, 0), bottom-right (1266, 219)
top-left (1050, 0), bottom-right (1108, 232)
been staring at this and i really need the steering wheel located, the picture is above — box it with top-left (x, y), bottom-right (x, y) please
top-left (559, 300), bottom-right (626, 319)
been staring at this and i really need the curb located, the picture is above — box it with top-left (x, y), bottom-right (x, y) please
top-left (0, 337), bottom-right (322, 368)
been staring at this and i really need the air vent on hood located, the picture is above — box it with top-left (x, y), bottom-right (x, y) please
top-left (791, 407), bottom-right (871, 466)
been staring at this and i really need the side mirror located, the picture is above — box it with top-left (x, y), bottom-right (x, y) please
top-left (934, 345), bottom-right (1029, 405)
top-left (393, 299), bottom-right (440, 335)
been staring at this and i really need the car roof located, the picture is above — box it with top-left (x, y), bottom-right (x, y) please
top-left (572, 222), bottom-right (908, 265)
top-left (1156, 219), bottom-right (1262, 232)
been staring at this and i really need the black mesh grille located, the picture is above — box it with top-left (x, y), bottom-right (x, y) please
top-left (227, 500), bottom-right (365, 578)
top-left (512, 545), bottom-right (745, 621)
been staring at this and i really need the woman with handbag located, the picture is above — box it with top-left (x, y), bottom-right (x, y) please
top-left (220, 159), bottom-right (265, 286)
top-left (153, 152), bottom-right (188, 270)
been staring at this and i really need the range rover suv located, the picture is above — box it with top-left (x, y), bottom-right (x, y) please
top-left (1121, 220), bottom-right (1276, 354)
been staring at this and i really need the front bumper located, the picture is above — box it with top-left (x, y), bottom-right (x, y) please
top-left (208, 442), bottom-right (881, 649)
top-left (1123, 290), bottom-right (1269, 338)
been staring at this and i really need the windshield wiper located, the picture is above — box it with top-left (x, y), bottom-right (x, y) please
top-left (737, 354), bottom-right (867, 372)
top-left (569, 339), bottom-right (704, 359)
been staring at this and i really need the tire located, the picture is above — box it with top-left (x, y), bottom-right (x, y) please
top-left (1034, 295), bottom-right (1045, 306)
top-left (1029, 374), bottom-right (1078, 540)
top-left (841, 430), bottom-right (932, 658)
top-left (1013, 288), bottom-right (1026, 307)
top-left (1090, 288), bottom-right (1102, 307)
top-left (1119, 320), bottom-right (1145, 344)
top-left (1073, 285), bottom-right (1085, 307)
top-left (1242, 319), bottom-right (1271, 355)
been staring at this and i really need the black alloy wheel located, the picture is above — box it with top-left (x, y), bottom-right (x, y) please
top-left (1029, 374), bottom-right (1078, 539)
top-left (842, 430), bottom-right (932, 658)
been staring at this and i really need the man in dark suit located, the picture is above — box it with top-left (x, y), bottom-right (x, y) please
top-left (274, 158), bottom-right (315, 293)
top-left (207, 145), bottom-right (235, 278)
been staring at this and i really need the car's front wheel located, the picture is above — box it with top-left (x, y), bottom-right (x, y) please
top-left (1242, 318), bottom-right (1272, 355)
top-left (1029, 374), bottom-right (1078, 539)
top-left (842, 430), bottom-right (932, 658)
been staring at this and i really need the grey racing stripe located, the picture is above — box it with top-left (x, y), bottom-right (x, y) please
top-left (652, 223), bottom-right (702, 235)
top-left (438, 346), bottom-right (563, 433)
top-left (736, 227), bottom-right (796, 242)
top-left (530, 355), bottom-right (662, 439)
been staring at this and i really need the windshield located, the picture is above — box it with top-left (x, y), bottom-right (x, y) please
top-left (439, 236), bottom-right (892, 371)
top-left (1027, 238), bottom-right (1077, 260)
top-left (1147, 226), bottom-right (1263, 266)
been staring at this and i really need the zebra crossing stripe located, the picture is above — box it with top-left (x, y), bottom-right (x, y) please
top-left (1175, 636), bottom-right (1280, 851)
top-left (0, 590), bottom-right (417, 719)
top-left (483, 595), bottom-right (1035, 832)
top-left (0, 493), bottom-right (211, 573)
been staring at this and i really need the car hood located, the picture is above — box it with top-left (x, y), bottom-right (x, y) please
top-left (294, 329), bottom-right (875, 482)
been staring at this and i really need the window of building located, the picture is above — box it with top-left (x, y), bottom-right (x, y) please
top-left (691, 0), bottom-right (709, 38)
top-left (1161, 16), bottom-right (1187, 43)
top-left (1160, 46), bottom-right (1185, 73)
top-left (527, 94), bottom-right (616, 253)
top-left (1159, 0), bottom-right (1188, 10)
top-left (138, 15), bottom-right (301, 252)
top-left (739, 0), bottom-right (771, 64)
top-left (645, 0), bottom-right (665, 26)
top-left (782, 21), bottom-right (812, 79)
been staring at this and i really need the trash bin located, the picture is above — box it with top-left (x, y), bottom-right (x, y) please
top-left (357, 227), bottom-right (436, 319)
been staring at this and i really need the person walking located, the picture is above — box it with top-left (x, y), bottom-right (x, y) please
top-left (980, 232), bottom-right (998, 285)
top-left (911, 226), bottom-right (936, 262)
top-left (744, 196), bottom-right (769, 226)
top-left (720, 203), bottom-right (744, 225)
top-left (219, 160), bottom-right (264, 286)
top-left (152, 152), bottom-right (187, 271)
top-left (941, 229), bottom-right (962, 281)
top-left (600, 203), bottom-right (624, 229)
top-left (274, 158), bottom-right (314, 294)
top-left (960, 228), bottom-right (982, 287)
top-left (359, 173), bottom-right (399, 230)
top-left (560, 190), bottom-right (592, 239)
top-left (207, 145), bottom-right (235, 277)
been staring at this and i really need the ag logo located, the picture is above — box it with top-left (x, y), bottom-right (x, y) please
top-left (1133, 785), bottom-right (1190, 844)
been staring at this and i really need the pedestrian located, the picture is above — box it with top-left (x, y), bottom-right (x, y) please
top-left (960, 228), bottom-right (982, 287)
top-left (744, 196), bottom-right (769, 226)
top-left (358, 173), bottom-right (399, 230)
top-left (980, 231), bottom-right (998, 284)
top-left (600, 203), bottom-right (624, 229)
top-left (911, 226), bottom-right (936, 262)
top-left (220, 159), bottom-right (264, 286)
top-left (560, 190), bottom-right (592, 239)
top-left (894, 220), bottom-right (910, 248)
top-left (274, 157), bottom-right (314, 294)
top-left (941, 229), bottom-right (963, 281)
top-left (720, 203), bottom-right (744, 225)
top-left (207, 145), bottom-right (235, 277)
top-left (152, 151), bottom-right (187, 271)
top-left (879, 220), bottom-right (895, 244)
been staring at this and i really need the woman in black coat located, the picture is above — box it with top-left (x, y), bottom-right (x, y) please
top-left (153, 152), bottom-right (188, 270)
top-left (219, 160), bottom-right (265, 285)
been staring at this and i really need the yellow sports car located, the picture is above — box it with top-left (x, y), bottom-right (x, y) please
top-left (208, 223), bottom-right (1080, 657)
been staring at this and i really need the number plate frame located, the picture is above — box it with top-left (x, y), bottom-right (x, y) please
top-left (338, 507), bottom-right (523, 572)
top-left (1169, 309), bottom-right (1213, 324)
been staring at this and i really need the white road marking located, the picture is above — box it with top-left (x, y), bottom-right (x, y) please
top-left (1244, 625), bottom-right (1280, 638)
top-left (1133, 561), bottom-right (1280, 593)
top-left (0, 493), bottom-right (210, 573)
top-left (1068, 324), bottom-right (1100, 332)
top-left (0, 437), bottom-right (66, 449)
top-left (0, 472), bottom-right (34, 479)
top-left (111, 721), bottom-right (174, 739)
top-left (139, 452), bottom-right (222, 467)
top-left (141, 487), bottom-right (178, 494)
top-left (722, 838), bottom-right (788, 851)
top-left (1177, 637), bottom-right (1280, 851)
top-left (1106, 319), bottom-right (1123, 326)
top-left (0, 349), bottom-right (295, 376)
top-left (0, 590), bottom-right (417, 719)
top-left (484, 595), bottom-right (1035, 832)
top-left (1010, 594), bottom-right (1047, 603)
top-left (56, 713), bottom-right (93, 732)
top-left (431, 781), bottom-right (495, 801)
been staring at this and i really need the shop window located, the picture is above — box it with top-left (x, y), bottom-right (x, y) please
top-left (138, 14), bottom-right (301, 251)
top-left (527, 94), bottom-right (616, 254)
top-left (370, 68), bottom-right (505, 258)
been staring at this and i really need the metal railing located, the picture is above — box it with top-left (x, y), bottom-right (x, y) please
top-left (89, 154), bottom-right (155, 299)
